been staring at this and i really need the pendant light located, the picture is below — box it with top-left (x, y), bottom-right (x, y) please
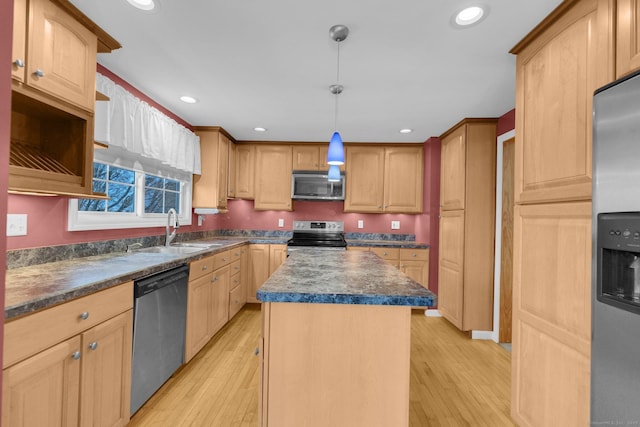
top-left (327, 164), bottom-right (341, 182)
top-left (327, 24), bottom-right (349, 166)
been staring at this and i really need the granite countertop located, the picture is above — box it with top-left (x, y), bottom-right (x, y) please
top-left (257, 250), bottom-right (436, 307)
top-left (346, 239), bottom-right (429, 249)
top-left (4, 238), bottom-right (252, 320)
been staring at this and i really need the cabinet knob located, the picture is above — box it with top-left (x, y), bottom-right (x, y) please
top-left (383, 252), bottom-right (388, 256)
top-left (79, 312), bottom-right (89, 320)
top-left (211, 276), bottom-right (218, 282)
top-left (71, 351), bottom-right (81, 360)
top-left (377, 205), bottom-right (382, 209)
top-left (412, 253), bottom-right (417, 257)
top-left (254, 347), bottom-right (260, 356)
top-left (88, 342), bottom-right (98, 351)
top-left (33, 69), bottom-right (45, 78)
top-left (13, 58), bottom-right (24, 68)
top-left (202, 265), bottom-right (207, 271)
top-left (223, 257), bottom-right (227, 262)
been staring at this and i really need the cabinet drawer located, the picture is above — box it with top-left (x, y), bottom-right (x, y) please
top-left (370, 247), bottom-right (400, 261)
top-left (229, 284), bottom-right (245, 319)
top-left (229, 260), bottom-right (241, 277)
top-left (4, 281), bottom-right (133, 369)
top-left (229, 247), bottom-right (243, 261)
top-left (190, 255), bottom-right (214, 280)
top-left (400, 248), bottom-right (429, 261)
top-left (213, 250), bottom-right (232, 270)
top-left (230, 273), bottom-right (241, 290)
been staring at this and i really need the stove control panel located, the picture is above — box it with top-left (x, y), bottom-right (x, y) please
top-left (293, 220), bottom-right (344, 232)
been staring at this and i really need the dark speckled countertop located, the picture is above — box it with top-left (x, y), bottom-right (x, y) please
top-left (346, 240), bottom-right (429, 249)
top-left (4, 239), bottom-right (254, 320)
top-left (257, 250), bottom-right (436, 306)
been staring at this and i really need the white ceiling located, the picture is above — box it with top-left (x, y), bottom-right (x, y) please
top-left (70, 0), bottom-right (562, 143)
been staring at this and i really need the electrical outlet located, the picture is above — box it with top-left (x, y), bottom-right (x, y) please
top-left (7, 214), bottom-right (27, 236)
top-left (357, 220), bottom-right (364, 229)
top-left (391, 220), bottom-right (400, 230)
top-left (278, 218), bottom-right (284, 228)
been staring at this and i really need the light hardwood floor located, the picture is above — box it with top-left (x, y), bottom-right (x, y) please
top-left (128, 304), bottom-right (514, 426)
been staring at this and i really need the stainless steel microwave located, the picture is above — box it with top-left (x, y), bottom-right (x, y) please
top-left (291, 171), bottom-right (345, 200)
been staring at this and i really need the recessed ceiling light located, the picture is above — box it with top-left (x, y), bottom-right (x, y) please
top-left (180, 95), bottom-right (198, 104)
top-left (453, 5), bottom-right (487, 27)
top-left (399, 128), bottom-right (413, 134)
top-left (126, 0), bottom-right (155, 11)
top-left (254, 127), bottom-right (267, 132)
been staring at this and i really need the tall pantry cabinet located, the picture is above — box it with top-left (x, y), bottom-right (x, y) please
top-left (438, 118), bottom-right (497, 332)
top-left (509, 0), bottom-right (613, 425)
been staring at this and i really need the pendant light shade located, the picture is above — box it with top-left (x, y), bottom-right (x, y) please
top-left (327, 25), bottom-right (348, 168)
top-left (327, 131), bottom-right (344, 165)
top-left (327, 164), bottom-right (341, 182)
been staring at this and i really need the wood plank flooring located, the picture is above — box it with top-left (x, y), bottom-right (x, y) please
top-left (128, 304), bottom-right (514, 426)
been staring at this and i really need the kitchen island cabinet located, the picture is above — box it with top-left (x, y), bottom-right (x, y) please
top-left (257, 250), bottom-right (435, 427)
top-left (3, 281), bottom-right (133, 427)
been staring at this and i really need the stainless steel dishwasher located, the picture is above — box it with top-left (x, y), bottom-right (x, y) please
top-left (131, 264), bottom-right (189, 415)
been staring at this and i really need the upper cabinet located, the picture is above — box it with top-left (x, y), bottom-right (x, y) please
top-left (228, 141), bottom-right (236, 198)
top-left (235, 144), bottom-right (255, 199)
top-left (292, 144), bottom-right (344, 172)
top-left (617, 0), bottom-right (640, 78)
top-left (511, 0), bottom-right (612, 204)
top-left (254, 145), bottom-right (293, 211)
top-left (440, 125), bottom-right (467, 211)
top-left (9, 0), bottom-right (120, 197)
top-left (344, 145), bottom-right (423, 213)
top-left (193, 127), bottom-right (232, 210)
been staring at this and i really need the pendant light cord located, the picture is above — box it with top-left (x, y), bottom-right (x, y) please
top-left (334, 41), bottom-right (340, 132)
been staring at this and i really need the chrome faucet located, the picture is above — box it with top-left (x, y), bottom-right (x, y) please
top-left (165, 208), bottom-right (180, 246)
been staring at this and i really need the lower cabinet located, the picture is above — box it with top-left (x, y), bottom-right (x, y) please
top-left (247, 243), bottom-right (287, 303)
top-left (351, 246), bottom-right (430, 289)
top-left (2, 282), bottom-right (133, 427)
top-left (186, 251), bottom-right (233, 362)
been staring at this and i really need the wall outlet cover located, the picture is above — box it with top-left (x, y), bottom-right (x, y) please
top-left (357, 220), bottom-right (364, 229)
top-left (391, 220), bottom-right (400, 230)
top-left (7, 214), bottom-right (27, 236)
top-left (278, 218), bottom-right (284, 227)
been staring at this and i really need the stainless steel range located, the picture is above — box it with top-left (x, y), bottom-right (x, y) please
top-left (287, 220), bottom-right (347, 254)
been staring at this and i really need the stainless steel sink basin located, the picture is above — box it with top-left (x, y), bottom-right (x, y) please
top-left (138, 246), bottom-right (205, 254)
top-left (172, 242), bottom-right (224, 248)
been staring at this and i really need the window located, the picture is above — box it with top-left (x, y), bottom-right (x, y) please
top-left (68, 147), bottom-right (192, 231)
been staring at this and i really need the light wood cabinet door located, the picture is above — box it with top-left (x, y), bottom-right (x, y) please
top-left (269, 244), bottom-right (287, 275)
top-left (512, 202), bottom-right (591, 426)
top-left (28, 0), bottom-right (97, 111)
top-left (235, 144), bottom-right (255, 199)
top-left (3, 336), bottom-right (81, 427)
top-left (210, 266), bottom-right (230, 335)
top-left (513, 0), bottom-right (612, 204)
top-left (440, 125), bottom-right (466, 211)
top-left (12, 0), bottom-right (27, 82)
top-left (228, 141), bottom-right (236, 198)
top-left (255, 145), bottom-right (292, 210)
top-left (344, 146), bottom-right (385, 212)
top-left (617, 0), bottom-right (640, 77)
top-left (438, 210), bottom-right (465, 329)
top-left (293, 145), bottom-right (322, 170)
top-left (248, 244), bottom-right (270, 303)
top-left (80, 310), bottom-right (132, 427)
top-left (399, 248), bottom-right (429, 288)
top-left (185, 274), bottom-right (212, 362)
top-left (383, 146), bottom-right (423, 213)
top-left (193, 129), bottom-right (229, 209)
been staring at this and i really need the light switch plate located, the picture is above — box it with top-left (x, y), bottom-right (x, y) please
top-left (357, 220), bottom-right (364, 229)
top-left (278, 218), bottom-right (284, 227)
top-left (391, 220), bottom-right (400, 230)
top-left (7, 214), bottom-right (27, 236)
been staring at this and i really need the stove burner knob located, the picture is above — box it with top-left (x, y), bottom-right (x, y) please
top-left (623, 230), bottom-right (631, 237)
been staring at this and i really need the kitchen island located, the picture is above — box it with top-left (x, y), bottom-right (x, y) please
top-left (257, 249), bottom-right (436, 427)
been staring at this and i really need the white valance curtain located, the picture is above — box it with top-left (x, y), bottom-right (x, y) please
top-left (95, 73), bottom-right (201, 174)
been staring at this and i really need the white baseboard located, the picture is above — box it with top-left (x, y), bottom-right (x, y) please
top-left (425, 309), bottom-right (441, 317)
top-left (471, 330), bottom-right (494, 340)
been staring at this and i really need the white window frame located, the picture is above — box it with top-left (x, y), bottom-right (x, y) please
top-left (68, 147), bottom-right (193, 231)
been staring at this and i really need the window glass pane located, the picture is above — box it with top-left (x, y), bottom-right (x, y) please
top-left (165, 179), bottom-right (179, 191)
top-left (107, 183), bottom-right (135, 212)
top-left (165, 191), bottom-right (180, 212)
top-left (145, 175), bottom-right (164, 189)
top-left (93, 163), bottom-right (107, 180)
top-left (109, 166), bottom-right (135, 184)
top-left (92, 180), bottom-right (106, 194)
top-left (79, 198), bottom-right (106, 212)
top-left (145, 188), bottom-right (164, 213)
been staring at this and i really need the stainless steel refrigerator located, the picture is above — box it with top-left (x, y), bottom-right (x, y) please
top-left (592, 69), bottom-right (640, 423)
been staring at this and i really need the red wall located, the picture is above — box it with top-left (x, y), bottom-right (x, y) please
top-left (1, 0), bottom-right (14, 406)
top-left (497, 108), bottom-right (515, 136)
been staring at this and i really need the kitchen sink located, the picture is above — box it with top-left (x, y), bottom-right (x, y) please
top-left (138, 246), bottom-right (205, 254)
